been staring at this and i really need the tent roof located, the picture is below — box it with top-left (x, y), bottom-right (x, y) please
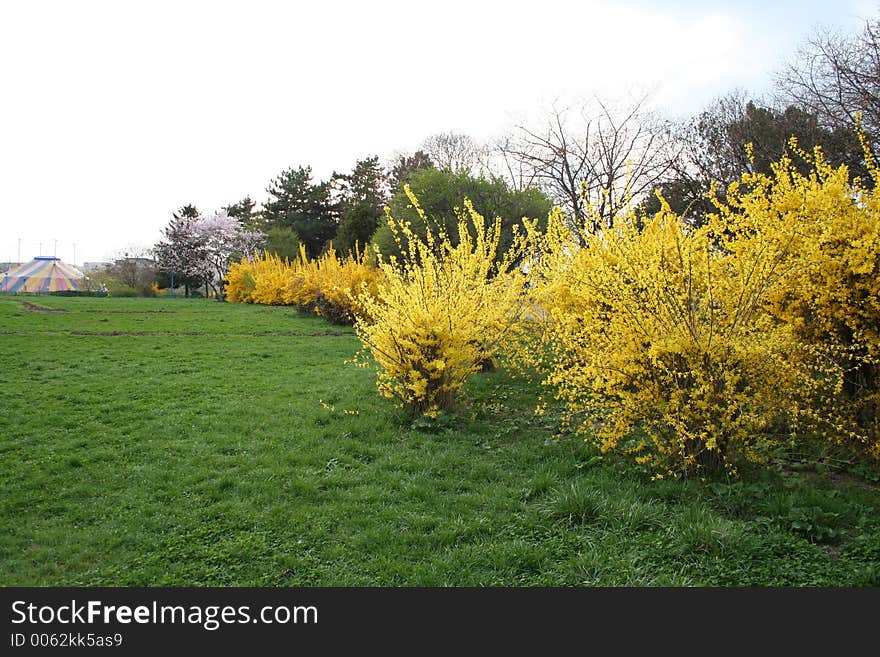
top-left (1, 257), bottom-right (85, 293)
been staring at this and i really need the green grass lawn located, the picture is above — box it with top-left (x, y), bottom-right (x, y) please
top-left (1, 295), bottom-right (879, 586)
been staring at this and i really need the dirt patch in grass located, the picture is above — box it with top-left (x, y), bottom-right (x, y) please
top-left (810, 468), bottom-right (880, 490)
top-left (16, 300), bottom-right (66, 313)
top-left (824, 544), bottom-right (844, 561)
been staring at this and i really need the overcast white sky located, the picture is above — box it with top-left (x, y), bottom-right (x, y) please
top-left (0, 0), bottom-right (874, 265)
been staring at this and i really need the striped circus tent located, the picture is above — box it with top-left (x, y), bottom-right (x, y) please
top-left (1, 256), bottom-right (85, 293)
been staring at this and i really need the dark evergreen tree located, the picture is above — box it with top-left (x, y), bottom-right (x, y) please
top-left (262, 166), bottom-right (338, 257)
top-left (263, 226), bottom-right (302, 261)
top-left (174, 203), bottom-right (200, 220)
top-left (223, 196), bottom-right (257, 225)
top-left (388, 150), bottom-right (434, 193)
top-left (333, 156), bottom-right (387, 255)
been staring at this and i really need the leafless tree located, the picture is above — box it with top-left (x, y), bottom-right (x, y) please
top-left (659, 91), bottom-right (759, 222)
top-left (107, 245), bottom-right (158, 293)
top-left (489, 133), bottom-right (541, 192)
top-left (420, 131), bottom-right (487, 175)
top-left (775, 18), bottom-right (880, 158)
top-left (500, 95), bottom-right (678, 232)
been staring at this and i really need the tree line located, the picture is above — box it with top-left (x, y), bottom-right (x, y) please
top-left (152, 13), bottom-right (880, 296)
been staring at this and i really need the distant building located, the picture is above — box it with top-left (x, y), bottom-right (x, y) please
top-left (114, 257), bottom-right (156, 268)
top-left (81, 261), bottom-right (112, 273)
top-left (0, 262), bottom-right (21, 274)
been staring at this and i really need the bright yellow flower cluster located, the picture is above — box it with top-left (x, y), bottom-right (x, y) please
top-left (716, 141), bottom-right (880, 458)
top-left (355, 186), bottom-right (534, 416)
top-left (225, 249), bottom-right (290, 305)
top-left (225, 244), bottom-right (383, 324)
top-left (516, 141), bottom-right (880, 475)
top-left (518, 201), bottom-right (799, 476)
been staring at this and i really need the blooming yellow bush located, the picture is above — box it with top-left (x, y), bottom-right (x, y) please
top-left (715, 141), bottom-right (880, 459)
top-left (521, 139), bottom-right (880, 475)
top-left (520, 199), bottom-right (803, 477)
top-left (314, 245), bottom-right (385, 324)
top-left (356, 186), bottom-right (534, 416)
top-left (225, 257), bottom-right (257, 303)
top-left (225, 245), bottom-right (382, 324)
top-left (225, 251), bottom-right (292, 305)
top-left (252, 252), bottom-right (296, 305)
top-left (282, 244), bottom-right (321, 309)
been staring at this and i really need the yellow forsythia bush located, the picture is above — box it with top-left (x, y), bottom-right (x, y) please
top-left (715, 142), bottom-right (880, 459)
top-left (314, 245), bottom-right (385, 324)
top-left (225, 251), bottom-right (293, 304)
top-left (520, 202), bottom-right (804, 477)
top-left (522, 140), bottom-right (880, 476)
top-left (285, 244), bottom-right (383, 323)
top-left (225, 257), bottom-right (258, 303)
top-left (283, 244), bottom-right (322, 309)
top-left (356, 186), bottom-right (534, 416)
top-left (225, 245), bottom-right (383, 325)
top-left (253, 252), bottom-right (297, 305)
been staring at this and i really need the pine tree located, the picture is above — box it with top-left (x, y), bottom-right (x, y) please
top-left (333, 156), bottom-right (387, 255)
top-left (262, 166), bottom-right (338, 257)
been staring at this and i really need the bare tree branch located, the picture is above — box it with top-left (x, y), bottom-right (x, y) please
top-left (420, 132), bottom-right (487, 176)
top-left (775, 18), bottom-right (880, 160)
top-left (499, 95), bottom-right (678, 233)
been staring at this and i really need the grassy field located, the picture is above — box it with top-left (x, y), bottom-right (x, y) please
top-left (1, 295), bottom-right (879, 586)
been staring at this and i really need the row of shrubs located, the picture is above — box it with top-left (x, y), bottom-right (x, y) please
top-left (49, 290), bottom-right (109, 298)
top-left (226, 147), bottom-right (879, 478)
top-left (225, 244), bottom-right (383, 325)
